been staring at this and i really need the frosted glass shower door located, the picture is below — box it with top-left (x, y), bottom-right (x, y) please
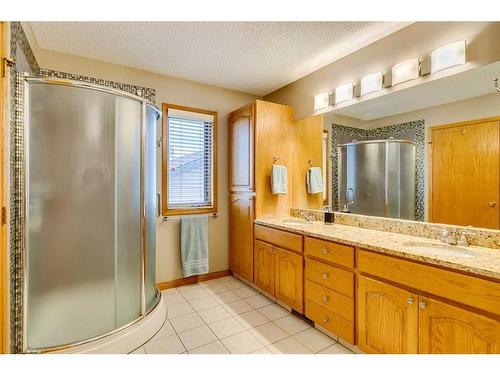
top-left (26, 83), bottom-right (142, 350)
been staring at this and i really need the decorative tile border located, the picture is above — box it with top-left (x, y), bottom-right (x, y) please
top-left (38, 68), bottom-right (157, 104)
top-left (330, 120), bottom-right (425, 221)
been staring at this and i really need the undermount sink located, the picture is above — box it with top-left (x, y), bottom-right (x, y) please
top-left (403, 241), bottom-right (475, 258)
top-left (282, 218), bottom-right (314, 225)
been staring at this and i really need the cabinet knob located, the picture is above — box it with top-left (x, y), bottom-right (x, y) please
top-left (407, 297), bottom-right (414, 304)
top-left (322, 272), bottom-right (329, 280)
top-left (489, 202), bottom-right (497, 208)
top-left (323, 295), bottom-right (329, 304)
top-left (419, 301), bottom-right (427, 309)
top-left (322, 248), bottom-right (329, 254)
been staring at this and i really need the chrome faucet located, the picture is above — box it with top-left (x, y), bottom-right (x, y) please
top-left (439, 229), bottom-right (457, 245)
top-left (457, 229), bottom-right (473, 247)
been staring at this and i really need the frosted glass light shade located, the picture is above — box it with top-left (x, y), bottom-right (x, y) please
top-left (314, 92), bottom-right (330, 111)
top-left (391, 58), bottom-right (420, 86)
top-left (360, 72), bottom-right (383, 96)
top-left (335, 83), bottom-right (353, 105)
top-left (431, 40), bottom-right (466, 74)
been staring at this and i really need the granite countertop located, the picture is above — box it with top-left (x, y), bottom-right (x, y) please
top-left (254, 217), bottom-right (500, 281)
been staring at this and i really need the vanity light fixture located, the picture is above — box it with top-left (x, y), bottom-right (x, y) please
top-left (335, 83), bottom-right (353, 105)
top-left (314, 91), bottom-right (331, 111)
top-left (360, 72), bottom-right (384, 96)
top-left (391, 58), bottom-right (420, 86)
top-left (431, 40), bottom-right (466, 74)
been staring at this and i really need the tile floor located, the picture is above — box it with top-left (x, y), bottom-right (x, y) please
top-left (131, 275), bottom-right (355, 354)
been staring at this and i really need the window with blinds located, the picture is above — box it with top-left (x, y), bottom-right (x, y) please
top-left (163, 104), bottom-right (218, 215)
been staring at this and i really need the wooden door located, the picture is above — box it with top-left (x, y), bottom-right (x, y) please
top-left (275, 247), bottom-right (303, 313)
top-left (430, 119), bottom-right (500, 229)
top-left (419, 296), bottom-right (500, 354)
top-left (254, 240), bottom-right (275, 296)
top-left (229, 104), bottom-right (254, 193)
top-left (357, 276), bottom-right (418, 354)
top-left (229, 193), bottom-right (254, 282)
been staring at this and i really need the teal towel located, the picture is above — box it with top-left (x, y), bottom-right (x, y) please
top-left (180, 216), bottom-right (209, 277)
top-left (271, 164), bottom-right (288, 195)
top-left (307, 167), bottom-right (323, 194)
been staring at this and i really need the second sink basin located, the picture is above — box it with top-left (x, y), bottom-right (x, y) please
top-left (403, 241), bottom-right (475, 258)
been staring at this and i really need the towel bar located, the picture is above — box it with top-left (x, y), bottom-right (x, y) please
top-left (163, 213), bottom-right (218, 221)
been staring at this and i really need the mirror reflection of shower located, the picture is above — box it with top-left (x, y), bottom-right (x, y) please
top-left (337, 138), bottom-right (416, 220)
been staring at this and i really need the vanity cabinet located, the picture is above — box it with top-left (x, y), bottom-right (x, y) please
top-left (358, 249), bottom-right (500, 354)
top-left (229, 194), bottom-right (255, 282)
top-left (254, 224), bottom-right (304, 313)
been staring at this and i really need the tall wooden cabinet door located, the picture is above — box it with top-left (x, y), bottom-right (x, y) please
top-left (229, 194), bottom-right (254, 282)
top-left (229, 105), bottom-right (254, 193)
top-left (419, 297), bottom-right (500, 354)
top-left (254, 240), bottom-right (275, 296)
top-left (357, 276), bottom-right (418, 354)
top-left (430, 120), bottom-right (499, 229)
top-left (275, 247), bottom-right (303, 313)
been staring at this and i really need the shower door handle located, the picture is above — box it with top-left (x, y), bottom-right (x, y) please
top-left (156, 193), bottom-right (161, 217)
top-left (346, 188), bottom-right (354, 204)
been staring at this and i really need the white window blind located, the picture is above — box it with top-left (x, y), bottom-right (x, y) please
top-left (167, 114), bottom-right (214, 209)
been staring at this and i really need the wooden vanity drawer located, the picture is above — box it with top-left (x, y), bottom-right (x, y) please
top-left (305, 299), bottom-right (355, 344)
top-left (358, 249), bottom-right (500, 316)
top-left (305, 280), bottom-right (354, 321)
top-left (305, 258), bottom-right (354, 298)
top-left (304, 236), bottom-right (354, 269)
top-left (254, 224), bottom-right (303, 253)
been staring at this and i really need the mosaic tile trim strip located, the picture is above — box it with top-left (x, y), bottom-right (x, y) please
top-left (330, 120), bottom-right (425, 221)
top-left (10, 71), bottom-right (26, 353)
top-left (10, 22), bottom-right (40, 74)
top-left (38, 68), bottom-right (157, 104)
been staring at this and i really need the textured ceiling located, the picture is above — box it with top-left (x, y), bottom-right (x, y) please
top-left (29, 22), bottom-right (410, 95)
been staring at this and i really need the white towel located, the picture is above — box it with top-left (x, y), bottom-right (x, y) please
top-left (180, 216), bottom-right (209, 277)
top-left (307, 167), bottom-right (323, 194)
top-left (271, 164), bottom-right (288, 195)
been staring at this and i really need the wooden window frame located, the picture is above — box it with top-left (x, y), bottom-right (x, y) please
top-left (162, 103), bottom-right (218, 217)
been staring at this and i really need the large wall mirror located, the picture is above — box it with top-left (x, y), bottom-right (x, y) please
top-left (322, 60), bottom-right (500, 230)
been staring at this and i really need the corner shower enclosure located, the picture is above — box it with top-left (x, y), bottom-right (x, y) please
top-left (337, 139), bottom-right (416, 220)
top-left (22, 77), bottom-right (160, 352)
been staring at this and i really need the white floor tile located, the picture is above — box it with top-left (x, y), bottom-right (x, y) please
top-left (234, 310), bottom-right (270, 329)
top-left (144, 335), bottom-right (185, 354)
top-left (268, 337), bottom-right (313, 354)
top-left (220, 278), bottom-right (247, 290)
top-left (188, 295), bottom-right (219, 311)
top-left (213, 290), bottom-right (241, 304)
top-left (167, 301), bottom-right (195, 318)
top-left (318, 343), bottom-right (355, 354)
top-left (130, 346), bottom-right (145, 354)
top-left (245, 294), bottom-right (274, 309)
top-left (179, 287), bottom-right (209, 301)
top-left (200, 282), bottom-right (230, 295)
top-left (258, 304), bottom-right (291, 320)
top-left (150, 319), bottom-right (176, 341)
top-left (188, 341), bottom-right (230, 354)
top-left (221, 331), bottom-right (264, 354)
top-left (274, 315), bottom-right (311, 335)
top-left (208, 317), bottom-right (245, 339)
top-left (177, 284), bottom-right (203, 292)
top-left (161, 288), bottom-right (179, 296)
top-left (293, 327), bottom-right (337, 353)
top-left (221, 299), bottom-right (254, 316)
top-left (163, 292), bottom-right (186, 306)
top-left (170, 312), bottom-right (205, 333)
top-left (233, 285), bottom-right (260, 298)
top-left (249, 322), bottom-right (289, 345)
top-left (250, 347), bottom-right (272, 354)
top-left (197, 305), bottom-right (232, 324)
top-left (178, 325), bottom-right (218, 350)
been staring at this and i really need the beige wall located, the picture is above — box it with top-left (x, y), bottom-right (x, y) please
top-left (28, 42), bottom-right (258, 283)
top-left (264, 22), bottom-right (500, 119)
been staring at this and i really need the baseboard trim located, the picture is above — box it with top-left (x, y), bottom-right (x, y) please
top-left (156, 270), bottom-right (232, 290)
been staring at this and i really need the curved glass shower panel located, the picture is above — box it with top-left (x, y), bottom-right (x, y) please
top-left (26, 83), bottom-right (142, 350)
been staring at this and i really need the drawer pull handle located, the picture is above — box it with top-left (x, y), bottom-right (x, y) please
top-left (322, 248), bottom-right (329, 254)
top-left (323, 295), bottom-right (329, 304)
top-left (322, 272), bottom-right (329, 280)
top-left (407, 297), bottom-right (414, 305)
top-left (323, 317), bottom-right (330, 323)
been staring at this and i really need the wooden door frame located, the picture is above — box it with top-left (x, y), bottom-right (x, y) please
top-left (1, 20), bottom-right (7, 354)
top-left (427, 116), bottom-right (500, 224)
